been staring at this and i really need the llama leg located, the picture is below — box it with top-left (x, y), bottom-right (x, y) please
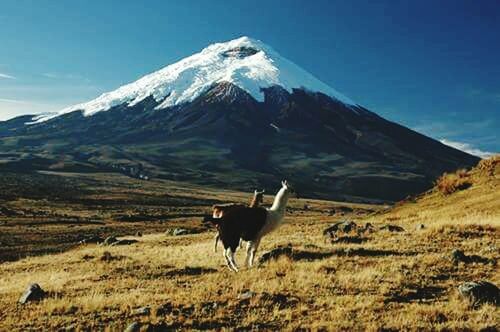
top-left (245, 241), bottom-right (253, 267)
top-left (248, 238), bottom-right (261, 267)
top-left (223, 247), bottom-right (235, 271)
top-left (228, 248), bottom-right (239, 272)
top-left (214, 233), bottom-right (219, 253)
top-left (225, 247), bottom-right (239, 272)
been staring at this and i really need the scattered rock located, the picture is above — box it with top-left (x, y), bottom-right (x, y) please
top-left (110, 239), bottom-right (138, 246)
top-left (379, 224), bottom-right (405, 232)
top-left (258, 245), bottom-right (293, 265)
top-left (361, 222), bottom-right (375, 233)
top-left (100, 251), bottom-right (122, 262)
top-left (458, 281), bottom-right (500, 307)
top-left (200, 301), bottom-right (219, 315)
top-left (65, 305), bottom-right (78, 314)
top-left (484, 245), bottom-right (498, 254)
top-left (303, 204), bottom-right (310, 210)
top-left (155, 302), bottom-right (174, 316)
top-left (133, 306), bottom-right (150, 316)
top-left (179, 304), bottom-right (195, 316)
top-left (416, 224), bottom-right (425, 230)
top-left (19, 283), bottom-right (46, 304)
top-left (238, 290), bottom-right (256, 300)
top-left (319, 266), bottom-right (336, 274)
top-left (135, 231), bottom-right (142, 237)
top-left (323, 220), bottom-right (357, 236)
top-left (165, 228), bottom-right (193, 236)
top-left (102, 236), bottom-right (118, 246)
top-left (78, 235), bottom-right (104, 245)
top-left (124, 322), bottom-right (141, 332)
top-left (257, 292), bottom-right (299, 309)
top-left (451, 249), bottom-right (467, 263)
top-left (328, 206), bottom-right (354, 215)
top-left (64, 323), bottom-right (77, 331)
top-left (451, 249), bottom-right (493, 265)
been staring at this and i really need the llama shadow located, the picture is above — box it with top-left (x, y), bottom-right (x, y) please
top-left (293, 248), bottom-right (414, 262)
top-left (293, 251), bottom-right (334, 261)
top-left (385, 286), bottom-right (446, 303)
top-left (164, 266), bottom-right (217, 277)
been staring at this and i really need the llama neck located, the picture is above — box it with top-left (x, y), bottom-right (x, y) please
top-left (261, 187), bottom-right (289, 235)
top-left (249, 195), bottom-right (259, 208)
top-left (269, 187), bottom-right (289, 214)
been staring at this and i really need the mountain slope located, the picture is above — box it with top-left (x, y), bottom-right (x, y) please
top-left (374, 155), bottom-right (500, 223)
top-left (0, 37), bottom-right (479, 202)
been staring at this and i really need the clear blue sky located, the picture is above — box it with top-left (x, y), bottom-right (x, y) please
top-left (0, 0), bottom-right (498, 155)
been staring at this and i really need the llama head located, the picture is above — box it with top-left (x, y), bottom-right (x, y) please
top-left (281, 180), bottom-right (298, 198)
top-left (253, 189), bottom-right (265, 205)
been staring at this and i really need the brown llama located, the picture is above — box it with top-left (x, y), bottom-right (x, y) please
top-left (205, 180), bottom-right (297, 271)
top-left (211, 189), bottom-right (264, 252)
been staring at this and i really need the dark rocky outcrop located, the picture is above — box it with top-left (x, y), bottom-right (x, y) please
top-left (19, 283), bottom-right (45, 304)
top-left (379, 224), bottom-right (405, 232)
top-left (458, 281), bottom-right (500, 307)
top-left (165, 228), bottom-right (197, 236)
top-left (451, 249), bottom-right (494, 265)
top-left (323, 220), bottom-right (358, 236)
top-left (110, 239), bottom-right (138, 246)
top-left (78, 235), bottom-right (104, 245)
top-left (124, 322), bottom-right (141, 332)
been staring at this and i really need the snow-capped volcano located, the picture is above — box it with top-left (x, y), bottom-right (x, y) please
top-left (32, 36), bottom-right (355, 123)
top-left (1, 36), bottom-right (479, 202)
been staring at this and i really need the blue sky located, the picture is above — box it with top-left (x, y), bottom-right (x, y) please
top-left (0, 0), bottom-right (498, 155)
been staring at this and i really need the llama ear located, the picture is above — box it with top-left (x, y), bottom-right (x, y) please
top-left (254, 189), bottom-right (258, 195)
top-left (282, 180), bottom-right (286, 186)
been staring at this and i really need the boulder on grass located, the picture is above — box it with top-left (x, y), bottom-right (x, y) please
top-left (165, 228), bottom-right (194, 236)
top-left (110, 239), bottom-right (138, 246)
top-left (379, 224), bottom-right (405, 232)
top-left (323, 220), bottom-right (357, 236)
top-left (102, 236), bottom-right (118, 246)
top-left (78, 235), bottom-right (104, 245)
top-left (124, 322), bottom-right (141, 332)
top-left (458, 281), bottom-right (500, 307)
top-left (19, 283), bottom-right (46, 304)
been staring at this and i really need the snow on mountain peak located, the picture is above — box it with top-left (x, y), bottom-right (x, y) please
top-left (31, 36), bottom-right (356, 124)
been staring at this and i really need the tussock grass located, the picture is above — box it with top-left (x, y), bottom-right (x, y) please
top-left (436, 169), bottom-right (472, 195)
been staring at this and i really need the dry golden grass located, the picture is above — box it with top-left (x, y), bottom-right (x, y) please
top-left (0, 157), bottom-right (499, 330)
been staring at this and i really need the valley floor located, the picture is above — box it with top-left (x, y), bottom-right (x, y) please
top-left (0, 171), bottom-right (498, 330)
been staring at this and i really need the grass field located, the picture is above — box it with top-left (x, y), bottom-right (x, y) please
top-left (0, 157), bottom-right (498, 330)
